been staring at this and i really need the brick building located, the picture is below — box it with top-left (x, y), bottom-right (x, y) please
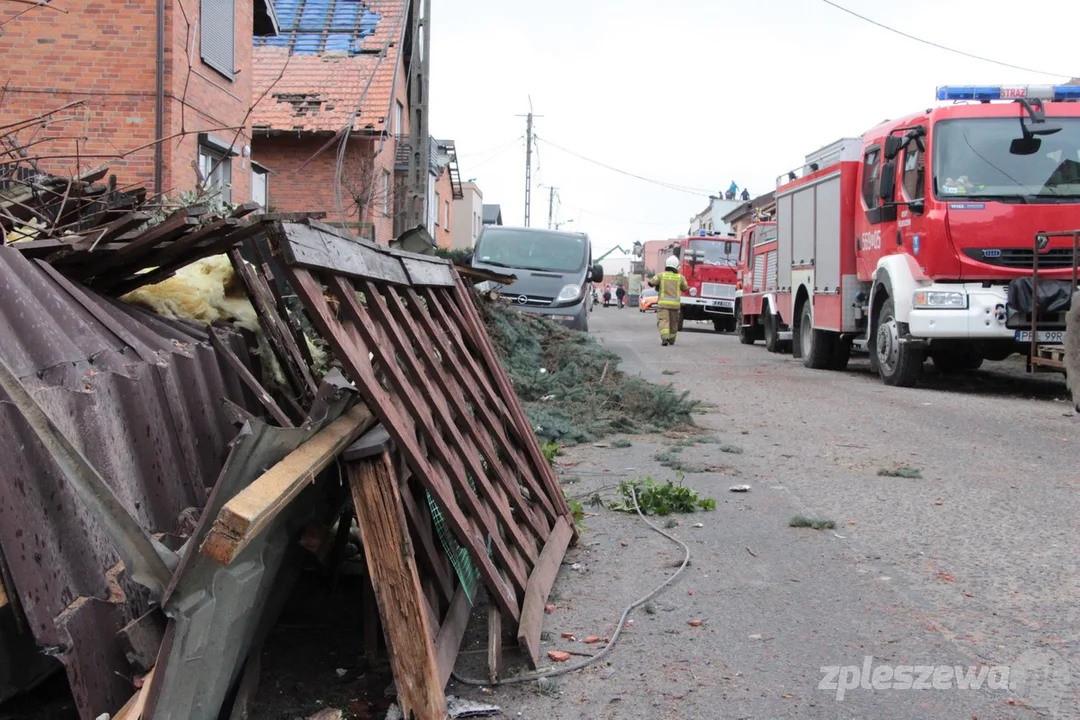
top-left (0, 0), bottom-right (278, 204)
top-left (250, 0), bottom-right (460, 245)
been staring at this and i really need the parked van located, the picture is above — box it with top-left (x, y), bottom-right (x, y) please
top-left (470, 226), bottom-right (603, 331)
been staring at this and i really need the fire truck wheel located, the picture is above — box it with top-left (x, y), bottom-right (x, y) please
top-left (737, 305), bottom-right (755, 345)
top-left (799, 302), bottom-right (833, 370)
top-left (828, 337), bottom-right (853, 371)
top-left (875, 298), bottom-right (924, 387)
top-left (763, 309), bottom-right (780, 353)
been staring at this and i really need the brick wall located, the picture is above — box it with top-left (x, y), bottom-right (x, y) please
top-left (253, 133), bottom-right (399, 244)
top-left (0, 0), bottom-right (254, 203)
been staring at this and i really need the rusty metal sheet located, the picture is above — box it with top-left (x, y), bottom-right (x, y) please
top-left (144, 381), bottom-right (356, 720)
top-left (0, 246), bottom-right (263, 716)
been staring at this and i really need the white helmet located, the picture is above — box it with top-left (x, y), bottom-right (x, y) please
top-left (665, 255), bottom-right (679, 270)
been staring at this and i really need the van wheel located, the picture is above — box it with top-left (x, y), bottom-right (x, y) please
top-left (875, 298), bottom-right (924, 387)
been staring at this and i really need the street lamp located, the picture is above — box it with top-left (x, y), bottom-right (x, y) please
top-left (555, 219), bottom-right (574, 230)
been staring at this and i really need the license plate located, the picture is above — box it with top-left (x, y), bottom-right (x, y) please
top-left (1015, 330), bottom-right (1064, 343)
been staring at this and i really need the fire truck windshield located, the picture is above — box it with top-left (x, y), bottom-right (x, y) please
top-left (687, 239), bottom-right (739, 267)
top-left (933, 118), bottom-right (1080, 199)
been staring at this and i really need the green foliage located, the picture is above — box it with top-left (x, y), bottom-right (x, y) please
top-left (611, 438), bottom-right (632, 448)
top-left (541, 442), bottom-right (561, 467)
top-left (718, 444), bottom-right (744, 455)
top-left (475, 296), bottom-right (699, 445)
top-left (789, 516), bottom-right (836, 530)
top-left (609, 477), bottom-right (716, 516)
top-left (563, 490), bottom-right (586, 532)
top-left (434, 247), bottom-right (472, 264)
top-left (877, 466), bottom-right (923, 479)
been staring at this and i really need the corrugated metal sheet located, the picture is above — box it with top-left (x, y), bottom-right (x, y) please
top-left (0, 246), bottom-right (262, 714)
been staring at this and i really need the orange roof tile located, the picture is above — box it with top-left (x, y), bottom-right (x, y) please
top-left (251, 0), bottom-right (407, 134)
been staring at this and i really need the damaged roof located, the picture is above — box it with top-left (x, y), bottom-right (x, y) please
top-left (251, 0), bottom-right (407, 134)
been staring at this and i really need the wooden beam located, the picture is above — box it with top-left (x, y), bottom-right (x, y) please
top-left (348, 453), bottom-right (446, 720)
top-left (434, 585), bottom-right (471, 690)
top-left (208, 329), bottom-right (294, 428)
top-left (516, 517), bottom-right (573, 668)
top-left (488, 603), bottom-right (502, 684)
top-left (199, 404), bottom-right (375, 565)
top-left (113, 666), bottom-right (155, 720)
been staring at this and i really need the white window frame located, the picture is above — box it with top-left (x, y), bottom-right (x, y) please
top-left (251, 163), bottom-right (269, 209)
top-left (381, 170), bottom-right (391, 216)
top-left (434, 191), bottom-right (441, 226)
top-left (198, 143), bottom-right (232, 203)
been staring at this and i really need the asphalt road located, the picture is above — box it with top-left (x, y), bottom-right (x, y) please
top-left (451, 306), bottom-right (1080, 719)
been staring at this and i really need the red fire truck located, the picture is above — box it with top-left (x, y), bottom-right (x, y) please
top-left (662, 233), bottom-right (741, 332)
top-left (734, 220), bottom-right (782, 347)
top-left (735, 84), bottom-right (1080, 387)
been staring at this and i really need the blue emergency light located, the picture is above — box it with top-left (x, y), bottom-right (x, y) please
top-left (936, 85), bottom-right (1080, 102)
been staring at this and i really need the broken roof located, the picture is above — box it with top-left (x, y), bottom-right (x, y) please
top-left (252, 0), bottom-right (407, 134)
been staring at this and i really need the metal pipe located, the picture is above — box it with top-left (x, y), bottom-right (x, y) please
top-left (154, 0), bottom-right (165, 197)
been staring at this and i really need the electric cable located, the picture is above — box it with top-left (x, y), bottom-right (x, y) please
top-left (535, 136), bottom-right (714, 197)
top-left (458, 136), bottom-right (525, 158)
top-left (450, 485), bottom-right (692, 687)
top-left (821, 0), bottom-right (1076, 79)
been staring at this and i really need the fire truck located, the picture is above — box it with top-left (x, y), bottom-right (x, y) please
top-left (734, 84), bottom-right (1080, 387)
top-left (733, 220), bottom-right (781, 346)
top-left (662, 232), bottom-right (741, 332)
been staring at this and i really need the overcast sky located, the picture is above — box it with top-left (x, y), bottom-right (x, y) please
top-left (429, 0), bottom-right (1078, 261)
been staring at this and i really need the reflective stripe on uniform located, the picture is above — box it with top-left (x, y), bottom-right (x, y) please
top-left (658, 271), bottom-right (682, 308)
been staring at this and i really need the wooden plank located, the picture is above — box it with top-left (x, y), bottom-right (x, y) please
top-left (434, 585), bottom-right (471, 689)
top-left (348, 454), bottom-right (447, 720)
top-left (247, 236), bottom-right (317, 369)
top-left (488, 602), bottom-right (502, 684)
top-left (227, 245), bottom-right (319, 400)
top-left (282, 265), bottom-right (520, 622)
top-left (516, 517), bottom-right (574, 668)
top-left (362, 570), bottom-right (381, 658)
top-left (399, 256), bottom-right (455, 287)
top-left (333, 277), bottom-right (532, 591)
top-left (446, 281), bottom-right (575, 521)
top-left (75, 208), bottom-right (202, 280)
top-left (366, 283), bottom-right (546, 553)
top-left (208, 328), bottom-right (294, 428)
top-left (199, 404), bottom-right (375, 565)
top-left (400, 479), bottom-right (456, 602)
top-left (403, 287), bottom-right (559, 525)
top-left (101, 217), bottom-right (240, 294)
top-left (276, 222), bottom-right (410, 285)
top-left (113, 666), bottom-right (155, 720)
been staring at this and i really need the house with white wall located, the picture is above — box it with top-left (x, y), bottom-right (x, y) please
top-left (451, 181), bottom-right (484, 250)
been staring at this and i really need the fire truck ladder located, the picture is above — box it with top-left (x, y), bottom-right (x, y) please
top-left (1027, 229), bottom-right (1079, 373)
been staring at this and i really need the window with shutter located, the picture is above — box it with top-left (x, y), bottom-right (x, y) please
top-left (201, 0), bottom-right (235, 80)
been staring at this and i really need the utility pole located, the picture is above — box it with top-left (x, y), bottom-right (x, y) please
top-left (516, 99), bottom-right (542, 227)
top-left (404, 0), bottom-right (431, 233)
top-left (547, 186), bottom-right (558, 229)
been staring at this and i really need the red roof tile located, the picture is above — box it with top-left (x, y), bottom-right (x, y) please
top-left (251, 0), bottom-right (407, 134)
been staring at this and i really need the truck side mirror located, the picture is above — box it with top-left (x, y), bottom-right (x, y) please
top-left (879, 161), bottom-right (897, 201)
top-left (884, 135), bottom-right (904, 160)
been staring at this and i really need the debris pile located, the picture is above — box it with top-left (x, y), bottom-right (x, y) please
top-left (0, 164), bottom-right (575, 720)
top-left (476, 300), bottom-right (699, 444)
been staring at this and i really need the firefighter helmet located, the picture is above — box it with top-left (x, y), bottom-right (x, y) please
top-left (665, 255), bottom-right (679, 270)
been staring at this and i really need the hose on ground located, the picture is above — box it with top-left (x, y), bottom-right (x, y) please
top-left (450, 486), bottom-right (692, 687)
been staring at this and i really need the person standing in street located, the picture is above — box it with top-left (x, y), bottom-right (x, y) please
top-left (615, 284), bottom-right (626, 309)
top-left (648, 256), bottom-right (689, 346)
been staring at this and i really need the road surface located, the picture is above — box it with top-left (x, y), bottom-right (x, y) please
top-left (451, 306), bottom-right (1079, 719)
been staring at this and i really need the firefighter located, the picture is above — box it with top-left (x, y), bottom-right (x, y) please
top-left (649, 256), bottom-right (689, 346)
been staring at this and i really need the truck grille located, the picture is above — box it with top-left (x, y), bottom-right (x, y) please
top-left (962, 248), bottom-right (1078, 269)
top-left (701, 282), bottom-right (736, 298)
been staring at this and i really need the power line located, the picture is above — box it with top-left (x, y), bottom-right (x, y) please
top-left (574, 205), bottom-right (687, 227)
top-left (536, 135), bottom-right (713, 197)
top-left (821, 0), bottom-right (1075, 79)
top-left (463, 137), bottom-right (521, 171)
top-left (457, 136), bottom-right (523, 157)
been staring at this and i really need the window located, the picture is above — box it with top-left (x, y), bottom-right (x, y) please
top-left (444, 200), bottom-right (450, 230)
top-left (251, 164), bottom-right (269, 209)
top-left (198, 144), bottom-right (232, 203)
top-left (434, 191), bottom-right (441, 225)
top-left (381, 170), bottom-right (391, 215)
top-left (861, 146), bottom-right (882, 208)
top-left (394, 101), bottom-right (404, 135)
top-left (902, 142), bottom-right (925, 201)
top-left (200, 0), bottom-right (235, 80)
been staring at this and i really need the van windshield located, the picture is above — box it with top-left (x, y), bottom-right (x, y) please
top-left (934, 118), bottom-right (1080, 199)
top-left (475, 228), bottom-right (588, 273)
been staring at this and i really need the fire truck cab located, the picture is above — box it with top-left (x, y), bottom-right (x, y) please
top-left (663, 233), bottom-right (741, 332)
top-left (739, 84), bottom-right (1080, 386)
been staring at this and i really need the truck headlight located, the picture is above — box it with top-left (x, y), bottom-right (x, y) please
top-left (689, 287), bottom-right (698, 297)
top-left (556, 284), bottom-right (582, 302)
top-left (913, 290), bottom-right (967, 309)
